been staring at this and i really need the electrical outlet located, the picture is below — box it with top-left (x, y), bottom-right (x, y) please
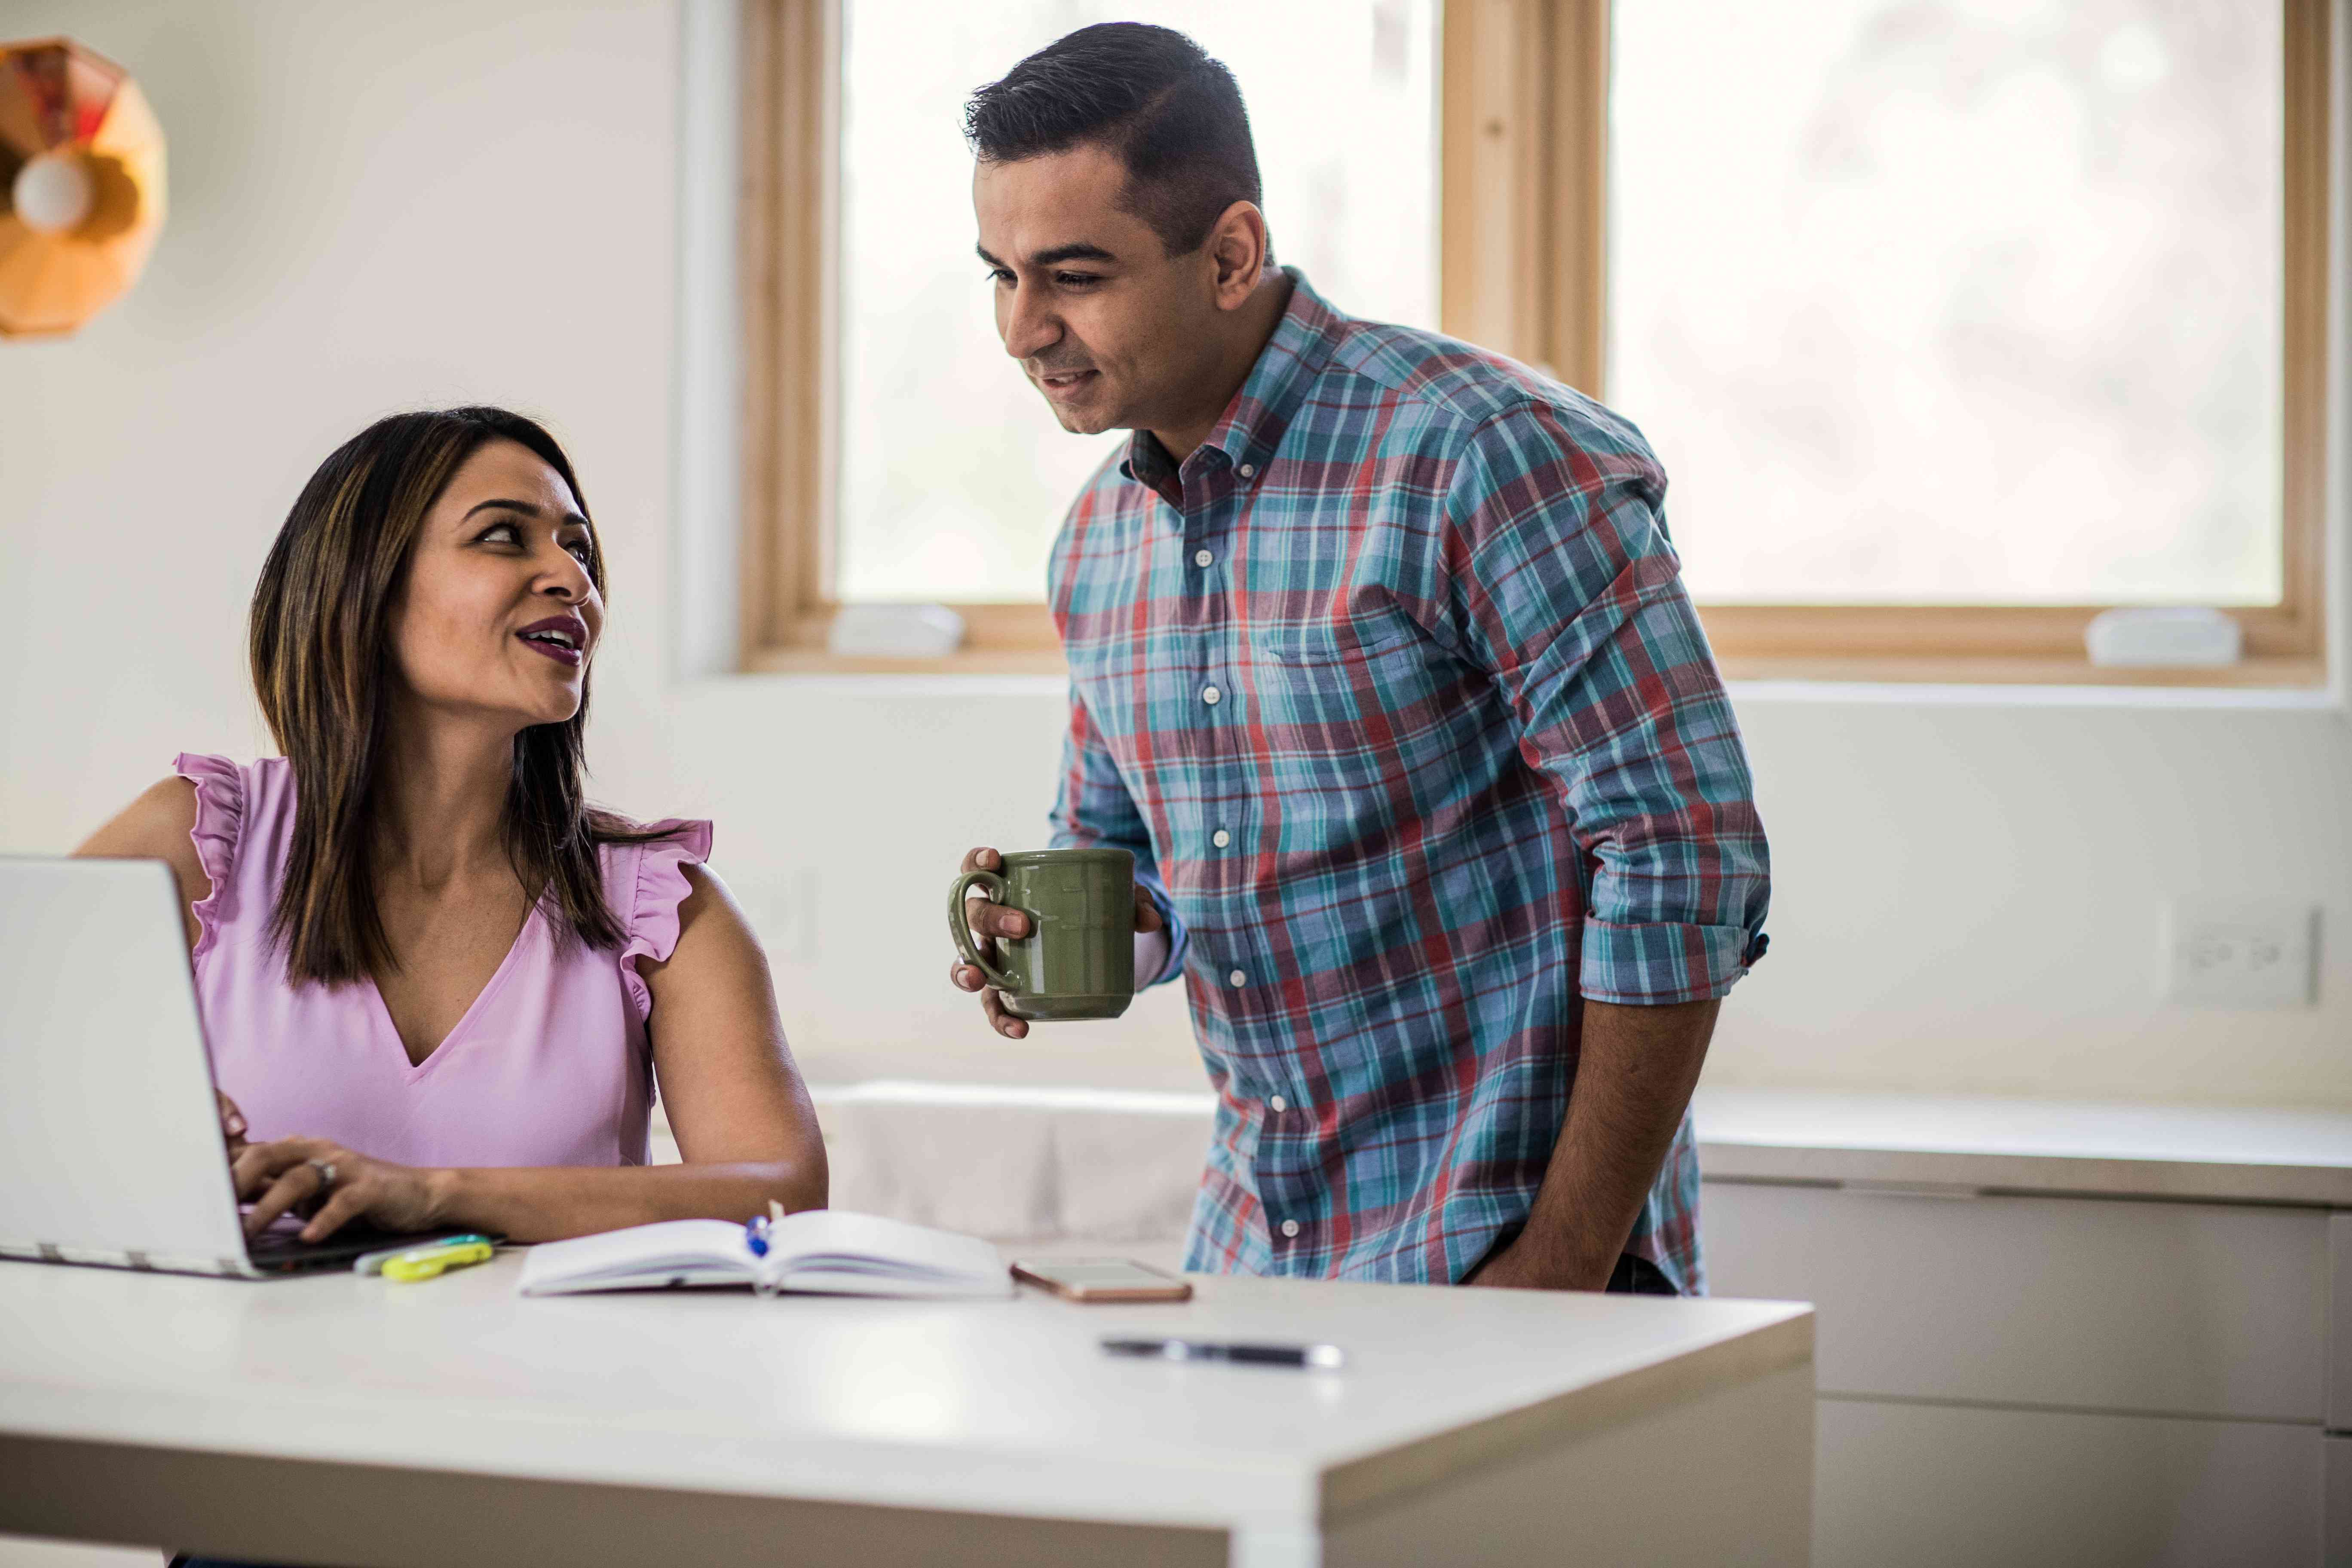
top-left (2165, 900), bottom-right (2318, 1008)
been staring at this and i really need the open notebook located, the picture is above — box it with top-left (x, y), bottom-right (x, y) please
top-left (517, 1210), bottom-right (1012, 1299)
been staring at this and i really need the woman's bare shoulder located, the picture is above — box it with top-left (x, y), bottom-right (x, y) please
top-left (646, 862), bottom-right (756, 971)
top-left (74, 776), bottom-right (209, 907)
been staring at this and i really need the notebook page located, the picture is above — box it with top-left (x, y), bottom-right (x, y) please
top-left (769, 1209), bottom-right (1006, 1285)
top-left (518, 1218), bottom-right (751, 1294)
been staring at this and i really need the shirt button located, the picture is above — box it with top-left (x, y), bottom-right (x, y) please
top-left (1228, 968), bottom-right (1247, 988)
top-left (1269, 1094), bottom-right (1287, 1113)
top-left (1211, 829), bottom-right (1231, 848)
top-left (1202, 685), bottom-right (1222, 706)
top-left (1239, 464), bottom-right (1257, 478)
top-left (1279, 1219), bottom-right (1301, 1238)
top-left (1194, 548), bottom-right (1214, 568)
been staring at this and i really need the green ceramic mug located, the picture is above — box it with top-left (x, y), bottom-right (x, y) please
top-left (948, 848), bottom-right (1136, 1021)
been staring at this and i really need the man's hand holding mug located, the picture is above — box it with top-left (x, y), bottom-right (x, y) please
top-left (949, 846), bottom-right (1167, 1038)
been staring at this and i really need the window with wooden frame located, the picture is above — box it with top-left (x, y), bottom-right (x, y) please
top-left (742, 0), bottom-right (2331, 683)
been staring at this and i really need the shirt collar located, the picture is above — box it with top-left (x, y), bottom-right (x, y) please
top-left (1119, 266), bottom-right (1344, 491)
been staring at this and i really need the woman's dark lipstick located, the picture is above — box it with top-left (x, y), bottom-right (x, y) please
top-left (516, 615), bottom-right (588, 668)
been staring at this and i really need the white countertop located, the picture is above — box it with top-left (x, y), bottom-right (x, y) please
top-left (0, 1253), bottom-right (1809, 1534)
top-left (1694, 1087), bottom-right (2352, 1207)
top-left (797, 1081), bottom-right (2352, 1226)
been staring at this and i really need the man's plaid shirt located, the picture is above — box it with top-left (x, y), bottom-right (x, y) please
top-left (1046, 271), bottom-right (1770, 1294)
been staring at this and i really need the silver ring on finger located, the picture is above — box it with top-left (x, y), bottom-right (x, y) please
top-left (306, 1157), bottom-right (338, 1194)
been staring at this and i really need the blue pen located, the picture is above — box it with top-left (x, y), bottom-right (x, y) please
top-left (744, 1199), bottom-right (787, 1257)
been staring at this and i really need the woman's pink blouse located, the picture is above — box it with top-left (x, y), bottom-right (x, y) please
top-left (172, 753), bottom-right (711, 1169)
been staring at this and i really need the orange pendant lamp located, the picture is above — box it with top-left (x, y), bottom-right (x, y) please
top-left (0, 37), bottom-right (166, 338)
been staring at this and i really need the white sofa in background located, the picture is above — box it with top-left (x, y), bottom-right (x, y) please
top-left (813, 1080), bottom-right (1207, 1268)
top-left (784, 1080), bottom-right (2352, 1568)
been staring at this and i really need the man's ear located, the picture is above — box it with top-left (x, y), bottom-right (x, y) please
top-left (1204, 201), bottom-right (1271, 309)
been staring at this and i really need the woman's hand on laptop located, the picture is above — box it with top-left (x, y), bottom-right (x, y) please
top-left (216, 1091), bottom-right (248, 1158)
top-left (233, 1135), bottom-right (445, 1243)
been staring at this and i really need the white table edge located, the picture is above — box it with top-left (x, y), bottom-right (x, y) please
top-left (1313, 1302), bottom-right (1813, 1522)
top-left (0, 1271), bottom-right (1815, 1536)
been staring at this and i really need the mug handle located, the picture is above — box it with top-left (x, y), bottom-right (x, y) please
top-left (948, 869), bottom-right (1019, 992)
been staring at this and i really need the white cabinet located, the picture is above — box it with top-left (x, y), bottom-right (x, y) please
top-left (1701, 1183), bottom-right (2327, 1418)
top-left (1692, 1088), bottom-right (2352, 1567)
top-left (2329, 1436), bottom-right (2352, 1565)
top-left (1815, 1398), bottom-right (2322, 1568)
top-left (1702, 1180), bottom-right (2336, 1566)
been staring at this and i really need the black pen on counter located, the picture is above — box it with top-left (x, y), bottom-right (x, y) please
top-left (1102, 1336), bottom-right (1347, 1369)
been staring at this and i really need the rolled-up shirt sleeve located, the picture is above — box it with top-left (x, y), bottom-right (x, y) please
top-left (1435, 404), bottom-right (1770, 1004)
top-left (1047, 683), bottom-right (1189, 988)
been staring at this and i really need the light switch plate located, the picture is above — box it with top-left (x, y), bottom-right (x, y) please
top-left (2165, 899), bottom-right (2319, 1008)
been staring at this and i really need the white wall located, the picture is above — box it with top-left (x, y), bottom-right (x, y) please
top-left (5, 0), bottom-right (2349, 1108)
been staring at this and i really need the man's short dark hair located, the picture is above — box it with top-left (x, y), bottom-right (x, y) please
top-left (965, 23), bottom-right (1263, 257)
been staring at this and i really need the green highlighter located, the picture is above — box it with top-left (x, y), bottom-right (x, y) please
top-left (383, 1239), bottom-right (493, 1283)
top-left (353, 1234), bottom-right (491, 1277)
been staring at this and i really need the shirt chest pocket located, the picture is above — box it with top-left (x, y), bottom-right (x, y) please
top-left (1238, 623), bottom-right (1476, 788)
top-left (1254, 621), bottom-right (1425, 665)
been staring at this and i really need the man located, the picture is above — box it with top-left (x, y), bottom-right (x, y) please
top-left (948, 24), bottom-right (1769, 1293)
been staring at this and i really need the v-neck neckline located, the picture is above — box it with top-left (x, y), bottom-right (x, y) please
top-left (364, 906), bottom-right (539, 1079)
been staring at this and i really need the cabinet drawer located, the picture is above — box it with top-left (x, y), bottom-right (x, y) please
top-left (2328, 1435), bottom-right (2352, 1568)
top-left (1815, 1399), bottom-right (2322, 1568)
top-left (1701, 1182), bottom-right (2325, 1419)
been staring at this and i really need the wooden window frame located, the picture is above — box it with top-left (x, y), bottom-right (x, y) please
top-left (738, 0), bottom-right (1066, 674)
top-left (741, 0), bottom-right (2331, 684)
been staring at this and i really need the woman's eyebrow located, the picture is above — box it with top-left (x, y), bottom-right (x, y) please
top-left (462, 498), bottom-right (542, 521)
top-left (461, 498), bottom-right (590, 530)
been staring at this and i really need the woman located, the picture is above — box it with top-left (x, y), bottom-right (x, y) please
top-left (77, 406), bottom-right (826, 1248)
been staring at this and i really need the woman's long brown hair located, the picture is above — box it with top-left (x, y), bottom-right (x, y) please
top-left (249, 407), bottom-right (661, 986)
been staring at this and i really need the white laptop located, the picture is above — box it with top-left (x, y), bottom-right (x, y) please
top-left (0, 856), bottom-right (447, 1278)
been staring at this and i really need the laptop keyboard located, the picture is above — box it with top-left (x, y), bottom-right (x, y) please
top-left (245, 1222), bottom-right (453, 1269)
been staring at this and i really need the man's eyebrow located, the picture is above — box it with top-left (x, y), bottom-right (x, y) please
top-left (974, 242), bottom-right (1120, 269)
top-left (1032, 242), bottom-right (1118, 266)
top-left (462, 498), bottom-right (590, 530)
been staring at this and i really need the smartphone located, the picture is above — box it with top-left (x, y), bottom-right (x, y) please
top-left (1011, 1256), bottom-right (1194, 1303)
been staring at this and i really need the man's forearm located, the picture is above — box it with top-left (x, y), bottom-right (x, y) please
top-left (1470, 997), bottom-right (1719, 1290)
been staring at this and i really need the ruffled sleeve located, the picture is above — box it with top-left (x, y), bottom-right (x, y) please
top-left (616, 820), bottom-right (715, 1024)
top-left (172, 753), bottom-right (245, 962)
